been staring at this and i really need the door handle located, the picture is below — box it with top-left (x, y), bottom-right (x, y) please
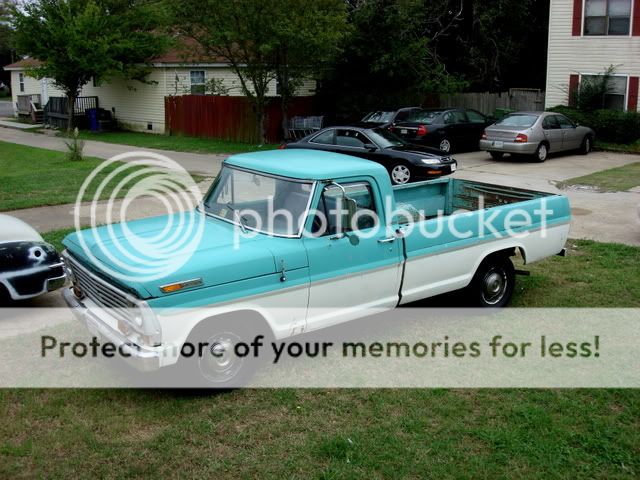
top-left (378, 237), bottom-right (396, 244)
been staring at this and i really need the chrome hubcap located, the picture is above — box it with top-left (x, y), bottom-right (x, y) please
top-left (538, 145), bottom-right (547, 160)
top-left (482, 270), bottom-right (507, 305)
top-left (440, 139), bottom-right (451, 152)
top-left (198, 332), bottom-right (243, 383)
top-left (391, 165), bottom-right (411, 184)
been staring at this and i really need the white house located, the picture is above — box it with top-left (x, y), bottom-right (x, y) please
top-left (3, 47), bottom-right (316, 134)
top-left (545, 0), bottom-right (640, 111)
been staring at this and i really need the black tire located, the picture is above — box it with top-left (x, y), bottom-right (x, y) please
top-left (389, 163), bottom-right (412, 185)
top-left (490, 151), bottom-right (504, 160)
top-left (468, 255), bottom-right (515, 308)
top-left (179, 314), bottom-right (272, 388)
top-left (533, 142), bottom-right (549, 163)
top-left (580, 135), bottom-right (593, 155)
top-left (439, 138), bottom-right (452, 153)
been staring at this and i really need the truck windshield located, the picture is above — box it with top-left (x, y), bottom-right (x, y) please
top-left (203, 167), bottom-right (315, 237)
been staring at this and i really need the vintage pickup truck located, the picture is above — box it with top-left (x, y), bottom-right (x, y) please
top-left (62, 150), bottom-right (570, 385)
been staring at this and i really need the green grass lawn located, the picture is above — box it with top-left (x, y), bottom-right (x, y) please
top-left (596, 139), bottom-right (640, 154)
top-left (558, 162), bottom-right (640, 192)
top-left (1, 236), bottom-right (636, 477)
top-left (74, 130), bottom-right (280, 154)
top-left (0, 141), bottom-right (204, 211)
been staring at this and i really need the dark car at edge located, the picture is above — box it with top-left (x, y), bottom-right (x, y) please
top-left (390, 108), bottom-right (493, 153)
top-left (282, 125), bottom-right (457, 185)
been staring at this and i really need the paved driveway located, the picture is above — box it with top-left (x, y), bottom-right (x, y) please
top-left (0, 100), bottom-right (14, 118)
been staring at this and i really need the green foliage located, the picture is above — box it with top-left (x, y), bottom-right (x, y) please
top-left (10, 0), bottom-right (169, 128)
top-left (551, 105), bottom-right (640, 144)
top-left (570, 66), bottom-right (618, 111)
top-left (64, 127), bottom-right (85, 161)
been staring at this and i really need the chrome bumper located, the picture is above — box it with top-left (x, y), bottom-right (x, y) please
top-left (479, 139), bottom-right (538, 154)
top-left (62, 288), bottom-right (161, 372)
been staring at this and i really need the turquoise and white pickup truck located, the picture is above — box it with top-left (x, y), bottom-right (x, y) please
top-left (62, 150), bottom-right (570, 385)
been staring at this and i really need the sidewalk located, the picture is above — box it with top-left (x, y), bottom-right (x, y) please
top-left (0, 126), bottom-right (227, 175)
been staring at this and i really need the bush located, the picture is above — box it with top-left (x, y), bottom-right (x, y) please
top-left (64, 127), bottom-right (85, 161)
top-left (549, 105), bottom-right (640, 144)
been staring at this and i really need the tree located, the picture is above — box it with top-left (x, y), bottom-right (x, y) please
top-left (10, 0), bottom-right (168, 130)
top-left (171, 0), bottom-right (348, 143)
top-left (0, 0), bottom-right (16, 89)
top-left (269, 1), bottom-right (349, 139)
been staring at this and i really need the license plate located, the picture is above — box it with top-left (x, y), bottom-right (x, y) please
top-left (492, 141), bottom-right (504, 148)
top-left (400, 129), bottom-right (407, 134)
top-left (450, 164), bottom-right (457, 172)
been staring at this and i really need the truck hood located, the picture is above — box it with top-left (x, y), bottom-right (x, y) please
top-left (62, 213), bottom-right (308, 299)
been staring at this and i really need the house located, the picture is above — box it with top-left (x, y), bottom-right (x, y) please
top-left (545, 0), bottom-right (640, 110)
top-left (3, 47), bottom-right (316, 133)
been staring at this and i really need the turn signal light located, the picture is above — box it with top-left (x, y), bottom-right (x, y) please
top-left (416, 125), bottom-right (428, 136)
top-left (279, 143), bottom-right (287, 149)
top-left (514, 133), bottom-right (528, 143)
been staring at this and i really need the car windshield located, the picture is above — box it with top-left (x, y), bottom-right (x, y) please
top-left (404, 110), bottom-right (443, 125)
top-left (362, 111), bottom-right (395, 123)
top-left (367, 128), bottom-right (406, 148)
top-left (203, 166), bottom-right (314, 237)
top-left (496, 114), bottom-right (539, 127)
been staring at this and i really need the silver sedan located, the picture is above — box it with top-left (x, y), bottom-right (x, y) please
top-left (479, 111), bottom-right (595, 162)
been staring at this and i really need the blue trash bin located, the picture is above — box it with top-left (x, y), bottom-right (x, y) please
top-left (86, 108), bottom-right (99, 131)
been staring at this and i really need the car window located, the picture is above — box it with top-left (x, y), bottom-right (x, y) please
top-left (405, 110), bottom-right (443, 125)
top-left (394, 109), bottom-right (419, 122)
top-left (444, 110), bottom-right (468, 124)
top-left (362, 111), bottom-right (394, 123)
top-left (311, 129), bottom-right (335, 145)
top-left (556, 115), bottom-right (575, 129)
top-left (542, 115), bottom-right (560, 130)
top-left (313, 182), bottom-right (378, 236)
top-left (466, 110), bottom-right (486, 123)
top-left (495, 114), bottom-right (539, 127)
top-left (335, 129), bottom-right (368, 148)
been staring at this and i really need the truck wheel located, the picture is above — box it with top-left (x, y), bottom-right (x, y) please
top-left (180, 316), bottom-right (271, 388)
top-left (580, 135), bottom-right (592, 155)
top-left (490, 151), bottom-right (504, 160)
top-left (533, 143), bottom-right (548, 163)
top-left (469, 255), bottom-right (515, 308)
top-left (390, 164), bottom-right (412, 185)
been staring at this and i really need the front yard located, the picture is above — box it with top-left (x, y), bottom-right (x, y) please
top-left (558, 162), bottom-right (640, 192)
top-left (0, 235), bottom-right (637, 477)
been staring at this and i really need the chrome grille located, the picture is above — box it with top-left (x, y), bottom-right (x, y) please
top-left (64, 253), bottom-right (136, 323)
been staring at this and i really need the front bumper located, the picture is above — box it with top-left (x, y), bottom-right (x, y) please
top-left (479, 139), bottom-right (538, 155)
top-left (62, 288), bottom-right (161, 372)
top-left (414, 161), bottom-right (458, 178)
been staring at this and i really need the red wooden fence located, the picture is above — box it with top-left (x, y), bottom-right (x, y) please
top-left (165, 95), bottom-right (316, 143)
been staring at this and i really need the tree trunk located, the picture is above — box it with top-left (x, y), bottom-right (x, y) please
top-left (67, 92), bottom-right (76, 133)
top-left (256, 108), bottom-right (266, 145)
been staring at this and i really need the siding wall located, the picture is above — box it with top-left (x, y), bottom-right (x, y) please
top-left (7, 66), bottom-right (317, 133)
top-left (546, 0), bottom-right (640, 109)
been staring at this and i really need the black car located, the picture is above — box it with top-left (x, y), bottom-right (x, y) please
top-left (283, 125), bottom-right (457, 185)
top-left (390, 108), bottom-right (493, 153)
top-left (0, 215), bottom-right (66, 304)
top-left (360, 107), bottom-right (423, 128)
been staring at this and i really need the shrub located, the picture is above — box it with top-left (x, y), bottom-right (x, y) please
top-left (64, 127), bottom-right (85, 161)
top-left (549, 105), bottom-right (640, 144)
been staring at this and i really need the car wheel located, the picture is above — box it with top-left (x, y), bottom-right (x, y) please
top-left (534, 143), bottom-right (548, 163)
top-left (390, 164), bottom-right (412, 185)
top-left (439, 138), bottom-right (452, 153)
top-left (580, 135), bottom-right (592, 155)
top-left (469, 255), bottom-right (515, 308)
top-left (490, 151), bottom-right (504, 160)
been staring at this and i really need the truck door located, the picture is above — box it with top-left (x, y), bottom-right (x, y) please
top-left (302, 180), bottom-right (403, 331)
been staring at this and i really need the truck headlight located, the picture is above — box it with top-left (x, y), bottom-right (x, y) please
top-left (421, 158), bottom-right (441, 165)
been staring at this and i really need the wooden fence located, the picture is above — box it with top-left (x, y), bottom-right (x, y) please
top-left (428, 89), bottom-right (545, 115)
top-left (165, 95), bottom-right (316, 143)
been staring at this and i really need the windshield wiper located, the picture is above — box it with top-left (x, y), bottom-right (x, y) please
top-left (226, 202), bottom-right (247, 233)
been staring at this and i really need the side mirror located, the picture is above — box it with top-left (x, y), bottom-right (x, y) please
top-left (363, 143), bottom-right (378, 152)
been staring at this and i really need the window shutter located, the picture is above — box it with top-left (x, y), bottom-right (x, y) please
top-left (572, 0), bottom-right (583, 36)
top-left (569, 74), bottom-right (580, 106)
top-left (633, 0), bottom-right (640, 36)
top-left (628, 77), bottom-right (639, 111)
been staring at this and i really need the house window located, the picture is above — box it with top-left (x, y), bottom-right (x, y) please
top-left (584, 0), bottom-right (632, 36)
top-left (581, 74), bottom-right (628, 110)
top-left (19, 73), bottom-right (25, 93)
top-left (190, 70), bottom-right (206, 95)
